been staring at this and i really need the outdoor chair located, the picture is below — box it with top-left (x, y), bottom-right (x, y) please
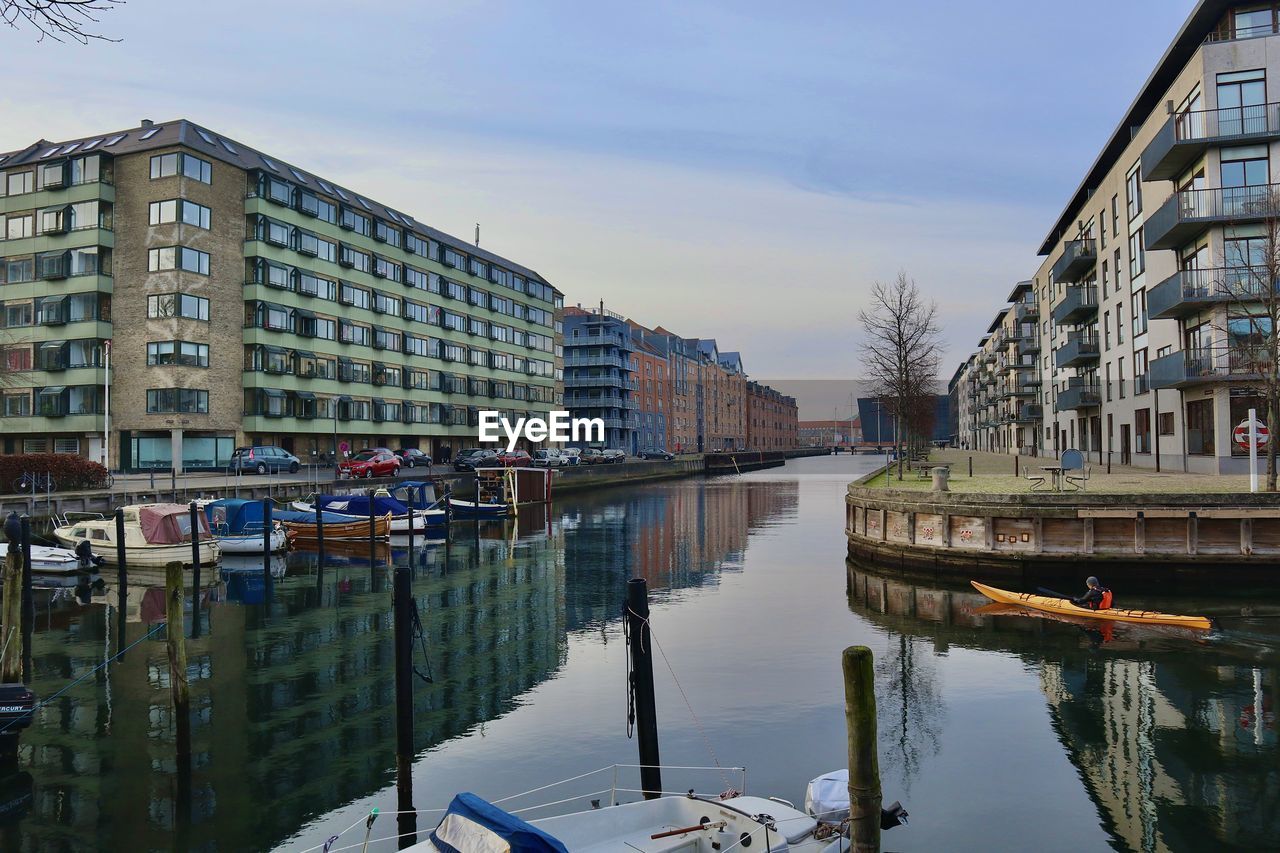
top-left (1061, 448), bottom-right (1090, 491)
top-left (1023, 469), bottom-right (1048, 491)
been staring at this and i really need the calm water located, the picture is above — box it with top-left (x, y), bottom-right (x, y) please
top-left (6, 456), bottom-right (1279, 852)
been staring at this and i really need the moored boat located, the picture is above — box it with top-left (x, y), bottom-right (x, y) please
top-left (53, 505), bottom-right (219, 567)
top-left (446, 497), bottom-right (509, 519)
top-left (276, 509), bottom-right (392, 540)
top-left (970, 581), bottom-right (1214, 631)
top-left (293, 493), bottom-right (445, 532)
top-left (0, 542), bottom-right (99, 574)
top-left (203, 498), bottom-right (290, 554)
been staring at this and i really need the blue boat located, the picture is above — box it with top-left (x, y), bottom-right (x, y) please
top-left (203, 499), bottom-right (289, 554)
top-left (294, 493), bottom-right (447, 533)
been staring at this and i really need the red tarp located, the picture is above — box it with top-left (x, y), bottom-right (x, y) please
top-left (137, 503), bottom-right (211, 545)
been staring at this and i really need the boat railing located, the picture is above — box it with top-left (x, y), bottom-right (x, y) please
top-left (486, 764), bottom-right (748, 816)
top-left (53, 510), bottom-right (106, 529)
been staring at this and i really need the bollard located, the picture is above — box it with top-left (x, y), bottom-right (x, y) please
top-left (1107, 451), bottom-right (1112, 475)
top-left (171, 467), bottom-right (177, 504)
top-left (843, 646), bottom-right (882, 853)
top-left (393, 563), bottom-right (417, 847)
top-left (968, 455), bottom-right (973, 478)
top-left (189, 503), bottom-right (202, 640)
top-left (1014, 456), bottom-right (1019, 478)
top-left (1, 514), bottom-right (24, 683)
top-left (165, 561), bottom-right (192, 816)
top-left (625, 578), bottom-right (661, 799)
top-left (930, 467), bottom-right (950, 492)
top-left (19, 516), bottom-right (33, 685)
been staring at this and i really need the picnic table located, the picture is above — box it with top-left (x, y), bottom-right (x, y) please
top-left (911, 461), bottom-right (951, 480)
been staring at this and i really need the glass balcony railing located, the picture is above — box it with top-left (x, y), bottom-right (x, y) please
top-left (1051, 238), bottom-right (1098, 284)
top-left (1147, 266), bottom-right (1275, 319)
top-left (1151, 346), bottom-right (1272, 389)
top-left (1146, 184), bottom-right (1280, 251)
top-left (1051, 286), bottom-right (1098, 325)
top-left (1143, 102), bottom-right (1280, 181)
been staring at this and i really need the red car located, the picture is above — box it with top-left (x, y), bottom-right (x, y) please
top-left (497, 449), bottom-right (532, 467)
top-left (339, 450), bottom-right (400, 479)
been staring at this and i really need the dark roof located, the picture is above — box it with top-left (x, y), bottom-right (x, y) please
top-left (1006, 280), bottom-right (1033, 302)
top-left (0, 119), bottom-right (558, 291)
top-left (986, 309), bottom-right (1008, 334)
top-left (1038, 0), bottom-right (1230, 255)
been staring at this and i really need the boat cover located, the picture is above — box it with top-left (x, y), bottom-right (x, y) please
top-left (205, 499), bottom-right (266, 534)
top-left (316, 494), bottom-right (410, 517)
top-left (805, 768), bottom-right (850, 821)
top-left (392, 480), bottom-right (439, 509)
top-left (138, 504), bottom-right (211, 544)
top-left (272, 509), bottom-right (357, 525)
top-left (430, 793), bottom-right (568, 853)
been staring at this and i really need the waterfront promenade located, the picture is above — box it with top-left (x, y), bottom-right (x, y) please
top-left (863, 448), bottom-right (1258, 494)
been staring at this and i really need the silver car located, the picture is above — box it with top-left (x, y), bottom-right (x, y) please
top-left (531, 449), bottom-right (565, 468)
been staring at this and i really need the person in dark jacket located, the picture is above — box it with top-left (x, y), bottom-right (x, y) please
top-left (1071, 576), bottom-right (1112, 610)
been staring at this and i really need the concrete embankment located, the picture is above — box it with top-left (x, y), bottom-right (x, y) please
top-left (846, 466), bottom-right (1280, 588)
top-left (552, 458), bottom-right (705, 493)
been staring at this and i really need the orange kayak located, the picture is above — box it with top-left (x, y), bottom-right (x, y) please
top-left (970, 581), bottom-right (1214, 631)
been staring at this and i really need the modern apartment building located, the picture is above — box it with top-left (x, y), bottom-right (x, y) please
top-left (958, 2), bottom-right (1280, 473)
top-left (0, 119), bottom-right (563, 470)
top-left (562, 307), bottom-right (638, 452)
top-left (956, 282), bottom-right (1043, 453)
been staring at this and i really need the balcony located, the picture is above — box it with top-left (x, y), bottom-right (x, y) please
top-left (1051, 286), bottom-right (1098, 325)
top-left (1146, 184), bottom-right (1280, 251)
top-left (564, 354), bottom-right (631, 370)
top-left (1147, 266), bottom-right (1274, 319)
top-left (1143, 103), bottom-right (1280, 182)
top-left (1015, 405), bottom-right (1043, 423)
top-left (1150, 346), bottom-right (1270, 389)
top-left (1055, 331), bottom-right (1100, 369)
top-left (565, 375), bottom-right (637, 390)
top-left (1018, 333), bottom-right (1041, 355)
top-left (1051, 239), bottom-right (1098, 283)
top-left (1014, 302), bottom-right (1039, 323)
top-left (1057, 379), bottom-right (1101, 410)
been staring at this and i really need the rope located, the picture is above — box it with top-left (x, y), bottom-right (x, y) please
top-left (409, 598), bottom-right (434, 683)
top-left (625, 605), bottom-right (732, 791)
top-left (0, 622), bottom-right (166, 736)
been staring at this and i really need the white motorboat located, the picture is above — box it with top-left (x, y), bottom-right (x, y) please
top-left (53, 505), bottom-right (220, 567)
top-left (0, 542), bottom-right (97, 575)
top-left (215, 527), bottom-right (289, 554)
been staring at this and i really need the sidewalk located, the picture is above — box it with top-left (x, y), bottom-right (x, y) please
top-left (863, 448), bottom-right (1260, 495)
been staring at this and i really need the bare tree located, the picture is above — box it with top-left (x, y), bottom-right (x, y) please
top-left (1215, 196), bottom-right (1280, 491)
top-left (1, 0), bottom-right (122, 44)
top-left (858, 273), bottom-right (942, 479)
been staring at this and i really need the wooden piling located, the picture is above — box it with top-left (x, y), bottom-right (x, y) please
top-left (262, 498), bottom-right (273, 582)
top-left (393, 563), bottom-right (417, 847)
top-left (166, 561), bottom-right (192, 822)
top-left (626, 578), bottom-right (661, 799)
top-left (1, 515), bottom-right (24, 684)
top-left (315, 499), bottom-right (326, 565)
top-left (842, 645), bottom-right (882, 853)
top-left (189, 503), bottom-right (202, 640)
top-left (368, 498), bottom-right (377, 568)
top-left (20, 516), bottom-right (33, 684)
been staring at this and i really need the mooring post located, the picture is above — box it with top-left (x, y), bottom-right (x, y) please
top-left (189, 503), bottom-right (202, 640)
top-left (165, 561), bottom-right (192, 799)
top-left (626, 577), bottom-right (661, 799)
top-left (842, 645), bottom-right (882, 853)
top-left (20, 516), bottom-right (33, 685)
top-left (1, 514), bottom-right (24, 684)
top-left (262, 498), bottom-right (273, 581)
top-left (393, 562), bottom-right (417, 847)
top-left (968, 455), bottom-right (973, 478)
top-left (368, 497), bottom-right (377, 568)
top-left (115, 508), bottom-right (128, 658)
top-left (1014, 456), bottom-right (1019, 478)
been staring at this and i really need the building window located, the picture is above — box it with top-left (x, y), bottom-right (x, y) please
top-left (147, 293), bottom-right (209, 321)
top-left (1131, 289), bottom-right (1147, 337)
top-left (149, 199), bottom-right (210, 229)
top-left (339, 206), bottom-right (371, 235)
top-left (5, 171), bottom-right (34, 196)
top-left (1128, 229), bottom-right (1145, 278)
top-left (1185, 399), bottom-right (1214, 454)
top-left (1125, 165), bottom-right (1142, 220)
top-left (1158, 412), bottom-right (1174, 435)
top-left (149, 152), bottom-right (211, 183)
top-left (147, 340), bottom-right (209, 367)
top-left (146, 388), bottom-right (209, 414)
top-left (1135, 409), bottom-right (1151, 453)
top-left (3, 213), bottom-right (33, 240)
top-left (148, 246), bottom-right (209, 275)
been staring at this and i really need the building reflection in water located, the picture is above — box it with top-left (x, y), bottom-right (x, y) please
top-left (847, 563), bottom-right (1279, 852)
top-left (6, 476), bottom-right (797, 851)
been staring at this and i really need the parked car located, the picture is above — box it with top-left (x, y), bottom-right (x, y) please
top-left (363, 447), bottom-right (402, 468)
top-left (497, 449), bottom-right (532, 467)
top-left (230, 446), bottom-right (301, 474)
top-left (454, 448), bottom-right (499, 471)
top-left (638, 448), bottom-right (674, 461)
top-left (579, 449), bottom-right (605, 465)
top-left (339, 450), bottom-right (400, 479)
top-left (601, 449), bottom-right (627, 464)
top-left (396, 448), bottom-right (431, 468)
top-left (531, 449), bottom-right (565, 468)
top-left (559, 448), bottom-right (582, 466)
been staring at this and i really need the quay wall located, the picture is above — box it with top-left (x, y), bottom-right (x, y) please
top-left (552, 459), bottom-right (705, 493)
top-left (845, 474), bottom-right (1280, 587)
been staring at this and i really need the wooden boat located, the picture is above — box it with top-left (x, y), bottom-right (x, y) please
top-left (53, 505), bottom-right (219, 568)
top-left (292, 494), bottom-right (445, 533)
top-left (970, 581), bottom-right (1214, 631)
top-left (278, 510), bottom-right (391, 540)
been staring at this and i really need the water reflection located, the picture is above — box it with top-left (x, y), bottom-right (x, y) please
top-left (9, 476), bottom-right (797, 851)
top-left (848, 563), bottom-right (1280, 852)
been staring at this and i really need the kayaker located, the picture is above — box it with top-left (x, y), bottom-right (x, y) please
top-left (1071, 577), bottom-right (1113, 610)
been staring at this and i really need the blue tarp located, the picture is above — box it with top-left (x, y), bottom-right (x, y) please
top-left (272, 509), bottom-right (354, 525)
top-left (205, 499), bottom-right (265, 534)
top-left (430, 792), bottom-right (568, 853)
top-left (391, 481), bottom-right (439, 509)
top-left (315, 494), bottom-right (410, 517)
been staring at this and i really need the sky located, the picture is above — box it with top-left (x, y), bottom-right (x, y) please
top-left (0, 0), bottom-right (1198, 380)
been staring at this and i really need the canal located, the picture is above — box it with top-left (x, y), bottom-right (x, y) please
top-left (5, 455), bottom-right (1278, 851)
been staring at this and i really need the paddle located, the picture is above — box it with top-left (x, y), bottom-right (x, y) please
top-left (1036, 586), bottom-right (1074, 600)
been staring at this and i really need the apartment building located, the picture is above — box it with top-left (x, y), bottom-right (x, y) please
top-left (959, 2), bottom-right (1280, 473)
top-left (745, 381), bottom-right (799, 451)
top-left (956, 282), bottom-right (1043, 453)
top-left (562, 307), bottom-right (638, 452)
top-left (0, 119), bottom-right (563, 470)
top-left (631, 334), bottom-right (669, 452)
